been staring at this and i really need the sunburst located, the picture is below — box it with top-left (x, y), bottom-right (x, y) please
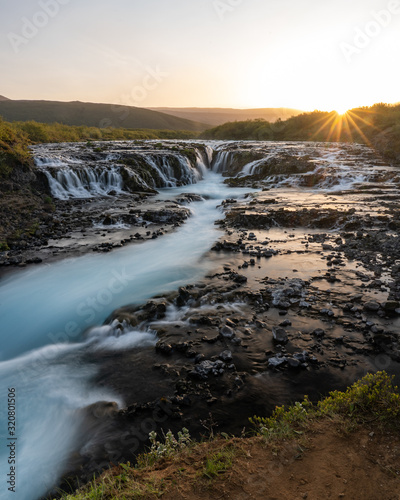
top-left (308, 107), bottom-right (380, 146)
top-left (335, 107), bottom-right (349, 116)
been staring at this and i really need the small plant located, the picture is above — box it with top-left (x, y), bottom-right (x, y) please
top-left (136, 428), bottom-right (191, 468)
top-left (202, 447), bottom-right (236, 479)
top-left (250, 398), bottom-right (312, 439)
top-left (317, 371), bottom-right (400, 423)
top-left (0, 241), bottom-right (9, 251)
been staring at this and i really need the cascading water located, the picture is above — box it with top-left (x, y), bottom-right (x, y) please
top-left (43, 166), bottom-right (124, 199)
top-left (0, 164), bottom-right (253, 500)
top-left (34, 142), bottom-right (209, 199)
top-left (1, 139), bottom-right (398, 500)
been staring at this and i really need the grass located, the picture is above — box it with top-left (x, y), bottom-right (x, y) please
top-left (58, 371), bottom-right (400, 500)
top-left (202, 447), bottom-right (236, 479)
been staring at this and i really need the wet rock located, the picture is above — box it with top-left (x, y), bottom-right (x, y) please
top-left (268, 355), bottom-right (288, 368)
top-left (219, 350), bottom-right (233, 362)
top-left (294, 351), bottom-right (309, 363)
top-left (220, 325), bottom-right (235, 339)
top-left (103, 215), bottom-right (116, 225)
top-left (202, 335), bottom-right (220, 344)
top-left (287, 358), bottom-right (301, 369)
top-left (272, 327), bottom-right (289, 344)
top-left (190, 316), bottom-right (214, 326)
top-left (313, 329), bottom-right (325, 338)
top-left (364, 301), bottom-right (380, 312)
top-left (255, 320), bottom-right (268, 329)
top-left (176, 287), bottom-right (191, 307)
top-left (143, 301), bottom-right (167, 320)
top-left (189, 359), bottom-right (225, 380)
top-left (382, 301), bottom-right (400, 312)
top-left (155, 342), bottom-right (173, 355)
top-left (232, 273), bottom-right (248, 284)
top-left (225, 318), bottom-right (237, 328)
top-left (194, 354), bottom-right (205, 364)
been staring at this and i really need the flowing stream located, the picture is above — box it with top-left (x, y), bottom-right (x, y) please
top-left (1, 139), bottom-right (398, 499)
top-left (0, 170), bottom-right (252, 500)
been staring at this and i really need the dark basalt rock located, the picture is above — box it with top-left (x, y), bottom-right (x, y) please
top-left (364, 301), bottom-right (381, 312)
top-left (272, 327), bottom-right (289, 344)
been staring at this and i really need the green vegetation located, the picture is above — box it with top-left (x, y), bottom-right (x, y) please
top-left (0, 117), bottom-right (32, 177)
top-left (11, 120), bottom-right (197, 144)
top-left (136, 428), bottom-right (192, 468)
top-left (59, 371), bottom-right (400, 500)
top-left (202, 447), bottom-right (236, 479)
top-left (250, 371), bottom-right (400, 439)
top-left (202, 103), bottom-right (400, 163)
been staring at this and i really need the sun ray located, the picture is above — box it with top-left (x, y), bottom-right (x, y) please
top-left (309, 112), bottom-right (337, 141)
top-left (341, 113), bottom-right (354, 143)
top-left (344, 112), bottom-right (373, 147)
top-left (346, 110), bottom-right (382, 134)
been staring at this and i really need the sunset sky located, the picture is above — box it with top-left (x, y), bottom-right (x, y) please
top-left (1, 0), bottom-right (399, 112)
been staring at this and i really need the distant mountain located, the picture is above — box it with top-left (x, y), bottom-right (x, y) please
top-left (0, 100), bottom-right (208, 132)
top-left (148, 107), bottom-right (304, 127)
top-left (0, 95), bottom-right (10, 101)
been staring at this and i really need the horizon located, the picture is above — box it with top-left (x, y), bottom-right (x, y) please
top-left (2, 1), bottom-right (400, 114)
top-left (1, 94), bottom-right (399, 115)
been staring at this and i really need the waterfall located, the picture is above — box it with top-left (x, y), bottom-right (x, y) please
top-left (34, 144), bottom-right (209, 199)
top-left (42, 166), bottom-right (124, 200)
top-left (212, 150), bottom-right (233, 173)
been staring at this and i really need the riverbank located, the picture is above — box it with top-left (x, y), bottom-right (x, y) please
top-left (59, 371), bottom-right (400, 500)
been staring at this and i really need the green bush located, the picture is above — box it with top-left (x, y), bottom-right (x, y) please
top-left (250, 371), bottom-right (400, 438)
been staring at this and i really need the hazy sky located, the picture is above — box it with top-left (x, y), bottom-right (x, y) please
top-left (1, 0), bottom-right (399, 111)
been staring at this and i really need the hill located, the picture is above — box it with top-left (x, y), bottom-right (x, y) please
top-left (0, 99), bottom-right (208, 132)
top-left (149, 107), bottom-right (303, 127)
top-left (0, 95), bottom-right (10, 101)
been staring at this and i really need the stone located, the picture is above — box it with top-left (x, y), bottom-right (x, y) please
top-left (219, 350), bottom-right (233, 362)
top-left (220, 325), bottom-right (235, 339)
top-left (364, 301), bottom-right (380, 312)
top-left (272, 327), bottom-right (289, 344)
top-left (287, 358), bottom-right (301, 369)
top-left (232, 273), bottom-right (248, 284)
top-left (294, 351), bottom-right (309, 363)
top-left (382, 301), bottom-right (399, 312)
top-left (268, 355), bottom-right (288, 368)
top-left (155, 342), bottom-right (173, 355)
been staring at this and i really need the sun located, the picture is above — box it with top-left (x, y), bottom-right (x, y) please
top-left (334, 107), bottom-right (349, 116)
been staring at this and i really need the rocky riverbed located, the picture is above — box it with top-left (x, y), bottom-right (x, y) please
top-left (1, 139), bottom-right (399, 498)
top-left (27, 140), bottom-right (399, 497)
